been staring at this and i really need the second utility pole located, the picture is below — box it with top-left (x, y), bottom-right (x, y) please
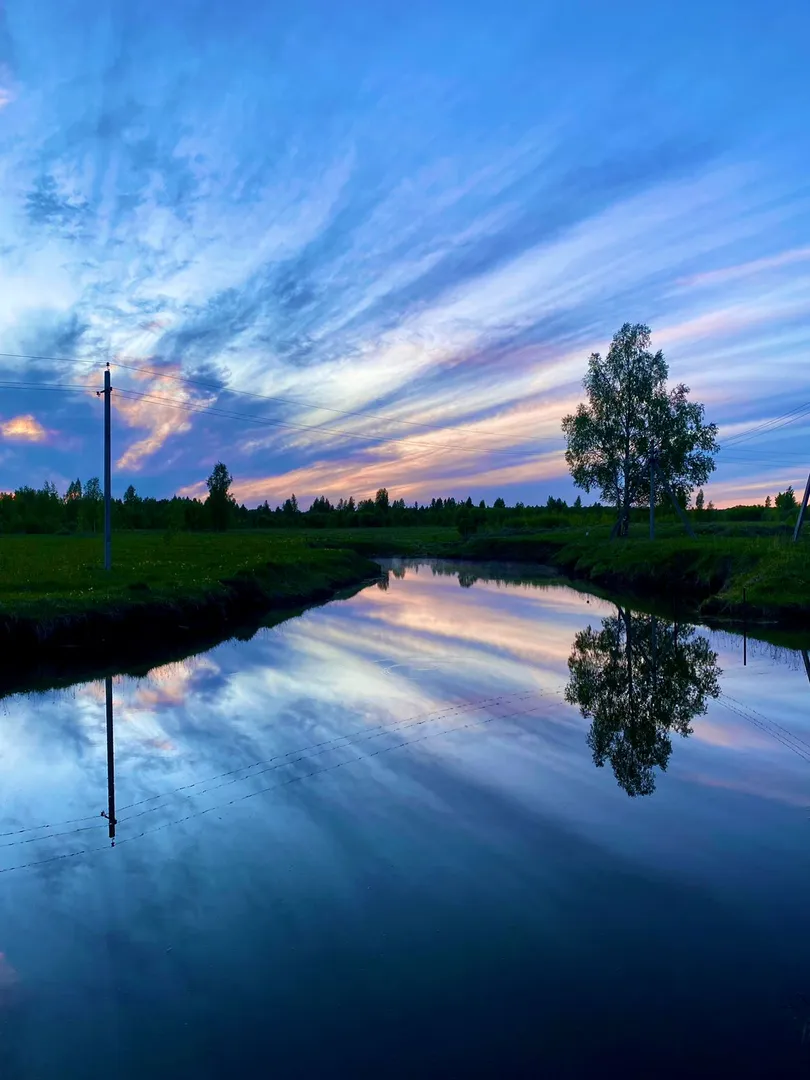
top-left (103, 363), bottom-right (112, 570)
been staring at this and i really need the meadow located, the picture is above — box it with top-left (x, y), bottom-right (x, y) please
top-left (0, 520), bottom-right (807, 633)
top-left (0, 532), bottom-right (376, 616)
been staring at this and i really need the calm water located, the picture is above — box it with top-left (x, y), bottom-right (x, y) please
top-left (1, 561), bottom-right (809, 1078)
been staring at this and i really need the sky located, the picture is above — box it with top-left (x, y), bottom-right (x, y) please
top-left (0, 0), bottom-right (808, 509)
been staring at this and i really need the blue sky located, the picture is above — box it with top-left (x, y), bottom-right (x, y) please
top-left (0, 0), bottom-right (808, 507)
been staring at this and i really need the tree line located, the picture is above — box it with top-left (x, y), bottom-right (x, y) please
top-left (0, 465), bottom-right (797, 537)
top-left (0, 467), bottom-right (607, 535)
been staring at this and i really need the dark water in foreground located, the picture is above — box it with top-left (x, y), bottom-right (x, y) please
top-left (1, 561), bottom-right (809, 1078)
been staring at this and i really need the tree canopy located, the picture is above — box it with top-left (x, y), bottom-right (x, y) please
top-left (562, 323), bottom-right (718, 535)
top-left (205, 462), bottom-right (235, 531)
top-left (775, 486), bottom-right (797, 513)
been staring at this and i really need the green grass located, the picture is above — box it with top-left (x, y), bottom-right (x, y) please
top-left (1, 524), bottom-right (808, 631)
top-left (456, 527), bottom-right (810, 624)
top-left (0, 532), bottom-right (375, 617)
top-left (304, 522), bottom-right (810, 625)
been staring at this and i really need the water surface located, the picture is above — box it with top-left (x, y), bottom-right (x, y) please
top-left (1, 561), bottom-right (809, 1077)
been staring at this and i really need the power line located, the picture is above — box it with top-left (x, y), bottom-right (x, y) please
top-left (718, 454), bottom-right (809, 464)
top-left (0, 351), bottom-right (104, 370)
top-left (5, 348), bottom-right (810, 454)
top-left (114, 387), bottom-right (556, 459)
top-left (0, 349), bottom-right (560, 445)
top-left (722, 401), bottom-right (810, 448)
top-left (11, 347), bottom-right (809, 457)
top-left (0, 380), bottom-right (96, 394)
top-left (720, 692), bottom-right (810, 757)
top-left (110, 356), bottom-right (554, 442)
top-left (7, 347), bottom-right (808, 465)
top-left (718, 696), bottom-right (810, 765)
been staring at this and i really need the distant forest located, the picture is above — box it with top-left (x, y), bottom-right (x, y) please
top-left (0, 471), bottom-right (800, 535)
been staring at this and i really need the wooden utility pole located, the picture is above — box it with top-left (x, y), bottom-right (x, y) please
top-left (793, 472), bottom-right (810, 542)
top-left (649, 448), bottom-right (656, 540)
top-left (103, 364), bottom-right (112, 570)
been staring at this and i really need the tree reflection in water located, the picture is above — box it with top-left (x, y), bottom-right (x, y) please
top-left (565, 609), bottom-right (721, 796)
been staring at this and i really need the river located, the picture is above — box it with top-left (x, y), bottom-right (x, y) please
top-left (1, 560), bottom-right (809, 1077)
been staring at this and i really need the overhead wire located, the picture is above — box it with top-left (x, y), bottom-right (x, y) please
top-left (719, 692), bottom-right (810, 758)
top-left (3, 665), bottom-right (809, 874)
top-left (1, 348), bottom-right (804, 470)
top-left (113, 693), bottom-right (566, 849)
top-left (718, 695), bottom-right (810, 765)
top-left (2, 348), bottom-right (808, 452)
top-left (721, 400), bottom-right (810, 448)
top-left (4, 347), bottom-right (807, 461)
top-left (0, 349), bottom-right (561, 446)
top-left (109, 355), bottom-right (556, 443)
top-left (113, 386), bottom-right (552, 458)
top-left (0, 380), bottom-right (97, 394)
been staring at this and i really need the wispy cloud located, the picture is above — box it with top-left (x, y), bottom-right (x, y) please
top-left (706, 471), bottom-right (808, 509)
top-left (180, 447), bottom-right (564, 505)
top-left (679, 245), bottom-right (810, 288)
top-left (0, 2), bottom-right (807, 502)
top-left (113, 366), bottom-right (215, 471)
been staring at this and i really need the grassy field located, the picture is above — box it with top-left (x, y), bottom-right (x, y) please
top-left (0, 532), bottom-right (378, 615)
top-left (0, 522), bottom-right (808, 635)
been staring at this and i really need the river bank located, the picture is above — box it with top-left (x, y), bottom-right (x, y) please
top-left (308, 526), bottom-right (809, 631)
top-left (0, 533), bottom-right (378, 688)
top-left (458, 532), bottom-right (807, 628)
top-left (0, 526), bottom-right (807, 693)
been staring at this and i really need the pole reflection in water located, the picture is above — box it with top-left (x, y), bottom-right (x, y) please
top-left (565, 609), bottom-right (722, 796)
top-left (102, 675), bottom-right (116, 844)
top-left (802, 650), bottom-right (810, 685)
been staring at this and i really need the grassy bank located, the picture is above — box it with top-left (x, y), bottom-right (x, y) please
top-left (0, 533), bottom-right (379, 682)
top-left (1, 524), bottom-right (807, 690)
top-left (302, 523), bottom-right (810, 628)
top-left (456, 531), bottom-right (808, 625)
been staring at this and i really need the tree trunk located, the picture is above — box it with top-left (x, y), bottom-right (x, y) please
top-left (622, 443), bottom-right (631, 537)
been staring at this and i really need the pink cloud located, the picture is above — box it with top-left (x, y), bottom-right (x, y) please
top-left (179, 447), bottom-right (566, 507)
top-left (680, 246), bottom-right (810, 288)
top-left (111, 361), bottom-right (215, 471)
top-left (705, 470), bottom-right (808, 509)
top-left (0, 414), bottom-right (48, 442)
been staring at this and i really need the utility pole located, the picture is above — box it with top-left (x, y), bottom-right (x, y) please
top-left (649, 447), bottom-right (656, 540)
top-left (101, 364), bottom-right (112, 570)
top-left (793, 472), bottom-right (810, 542)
